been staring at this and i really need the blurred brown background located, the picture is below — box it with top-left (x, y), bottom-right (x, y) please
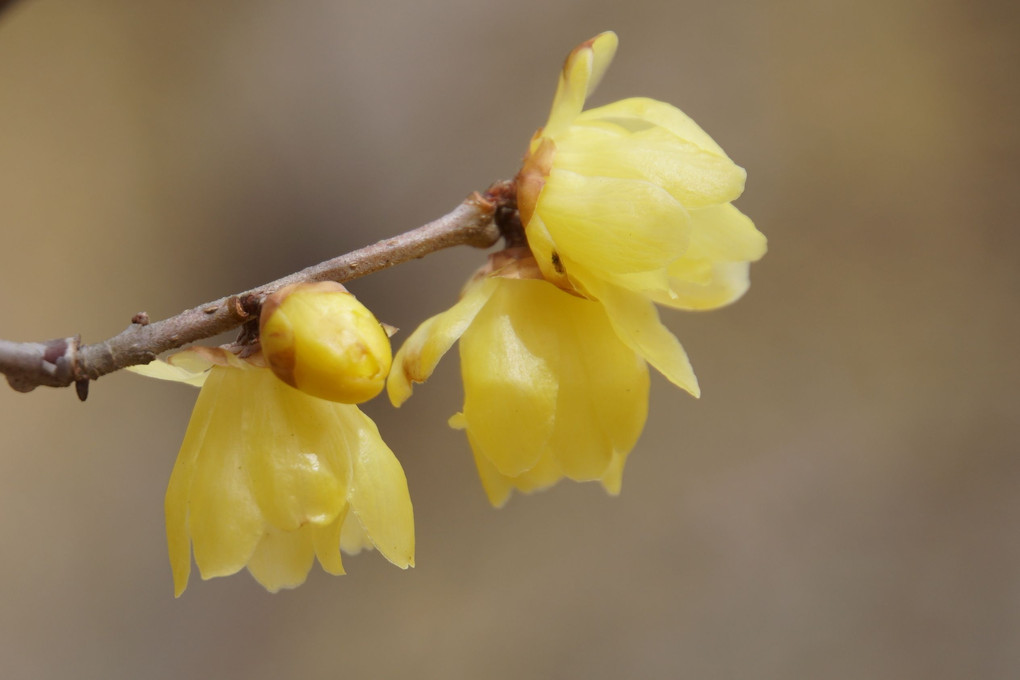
top-left (1, 1), bottom-right (1017, 678)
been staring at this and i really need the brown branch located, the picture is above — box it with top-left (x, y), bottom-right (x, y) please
top-left (1, 181), bottom-right (515, 398)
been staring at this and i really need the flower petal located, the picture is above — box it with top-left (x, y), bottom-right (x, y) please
top-left (185, 368), bottom-right (266, 583)
top-left (600, 450), bottom-right (628, 495)
top-left (339, 510), bottom-right (371, 555)
top-left (579, 97), bottom-right (731, 158)
top-left (347, 407), bottom-right (415, 569)
top-left (653, 260), bottom-right (753, 310)
top-left (126, 359), bottom-right (208, 387)
top-left (579, 273), bottom-right (700, 397)
top-left (312, 507), bottom-right (348, 575)
top-left (164, 366), bottom-right (221, 596)
top-left (544, 31), bottom-right (618, 139)
top-left (459, 279), bottom-right (559, 477)
top-left (505, 452), bottom-right (563, 495)
top-left (570, 302), bottom-right (650, 459)
top-left (533, 169), bottom-right (690, 276)
top-left (246, 525), bottom-right (317, 593)
top-left (585, 31), bottom-right (618, 98)
top-left (685, 203), bottom-right (767, 263)
top-left (243, 374), bottom-right (350, 531)
top-left (463, 428), bottom-right (514, 507)
top-left (388, 277), bottom-right (498, 406)
top-left (544, 286), bottom-right (649, 481)
top-left (556, 121), bottom-right (747, 208)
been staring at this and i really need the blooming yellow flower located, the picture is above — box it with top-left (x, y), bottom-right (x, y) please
top-left (389, 250), bottom-right (648, 506)
top-left (518, 31), bottom-right (767, 396)
top-left (389, 33), bottom-right (765, 503)
top-left (131, 347), bottom-right (414, 595)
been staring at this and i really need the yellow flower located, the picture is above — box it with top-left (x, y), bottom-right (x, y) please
top-left (131, 347), bottom-right (414, 595)
top-left (260, 281), bottom-right (392, 404)
top-left (517, 31), bottom-right (768, 396)
top-left (389, 251), bottom-right (649, 506)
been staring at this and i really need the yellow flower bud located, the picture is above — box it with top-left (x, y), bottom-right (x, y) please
top-left (260, 281), bottom-right (392, 404)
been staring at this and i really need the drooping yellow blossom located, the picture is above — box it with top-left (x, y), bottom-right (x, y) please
top-left (389, 33), bottom-right (765, 503)
top-left (260, 281), bottom-right (392, 404)
top-left (389, 250), bottom-right (649, 506)
top-left (517, 31), bottom-right (767, 396)
top-left (130, 347), bottom-right (414, 595)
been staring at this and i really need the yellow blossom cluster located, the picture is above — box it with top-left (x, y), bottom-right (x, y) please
top-left (390, 31), bottom-right (765, 503)
top-left (133, 31), bottom-right (764, 594)
top-left (131, 286), bottom-right (412, 596)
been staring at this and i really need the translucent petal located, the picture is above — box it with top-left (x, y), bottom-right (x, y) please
top-left (544, 32), bottom-right (618, 139)
top-left (186, 369), bottom-right (266, 582)
top-left (546, 370), bottom-right (612, 481)
top-left (544, 43), bottom-right (592, 139)
top-left (312, 506), bottom-right (348, 575)
top-left (466, 430), bottom-right (514, 508)
top-left (339, 510), bottom-right (371, 555)
top-left (459, 280), bottom-right (559, 476)
top-left (347, 407), bottom-right (415, 569)
top-left (555, 123), bottom-right (746, 208)
top-left (243, 374), bottom-right (349, 531)
top-left (585, 32), bottom-right (618, 98)
top-left (600, 450), bottom-right (628, 495)
top-left (468, 427), bottom-right (565, 503)
top-left (533, 169), bottom-right (690, 276)
top-left (246, 525), bottom-right (316, 593)
top-left (453, 278), bottom-right (651, 503)
top-left (388, 278), bottom-right (498, 406)
top-left (164, 365), bottom-right (224, 596)
top-left (580, 273), bottom-right (700, 397)
top-left (448, 412), bottom-right (467, 430)
top-left (685, 204), bottom-right (767, 263)
top-left (604, 267), bottom-right (674, 299)
top-left (541, 285), bottom-right (648, 481)
top-left (173, 348), bottom-right (227, 370)
top-left (506, 452), bottom-right (563, 495)
top-left (578, 97), bottom-right (730, 157)
top-left (667, 257), bottom-right (714, 285)
top-left (652, 260), bottom-right (753, 310)
top-left (126, 359), bottom-right (207, 387)
top-left (571, 304), bottom-right (650, 458)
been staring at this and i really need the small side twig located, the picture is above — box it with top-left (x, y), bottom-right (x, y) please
top-left (0, 181), bottom-right (514, 398)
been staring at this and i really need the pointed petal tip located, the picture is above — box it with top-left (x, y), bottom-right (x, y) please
top-left (387, 279), bottom-right (497, 408)
top-left (583, 276), bottom-right (703, 397)
top-left (589, 31), bottom-right (619, 76)
top-left (386, 375), bottom-right (412, 407)
top-left (600, 479), bottom-right (623, 496)
top-left (126, 360), bottom-right (207, 387)
top-left (485, 487), bottom-right (513, 509)
top-left (169, 551), bottom-right (192, 598)
top-left (575, 31), bottom-right (619, 98)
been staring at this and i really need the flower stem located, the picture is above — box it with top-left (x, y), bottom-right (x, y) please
top-left (0, 181), bottom-right (512, 398)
